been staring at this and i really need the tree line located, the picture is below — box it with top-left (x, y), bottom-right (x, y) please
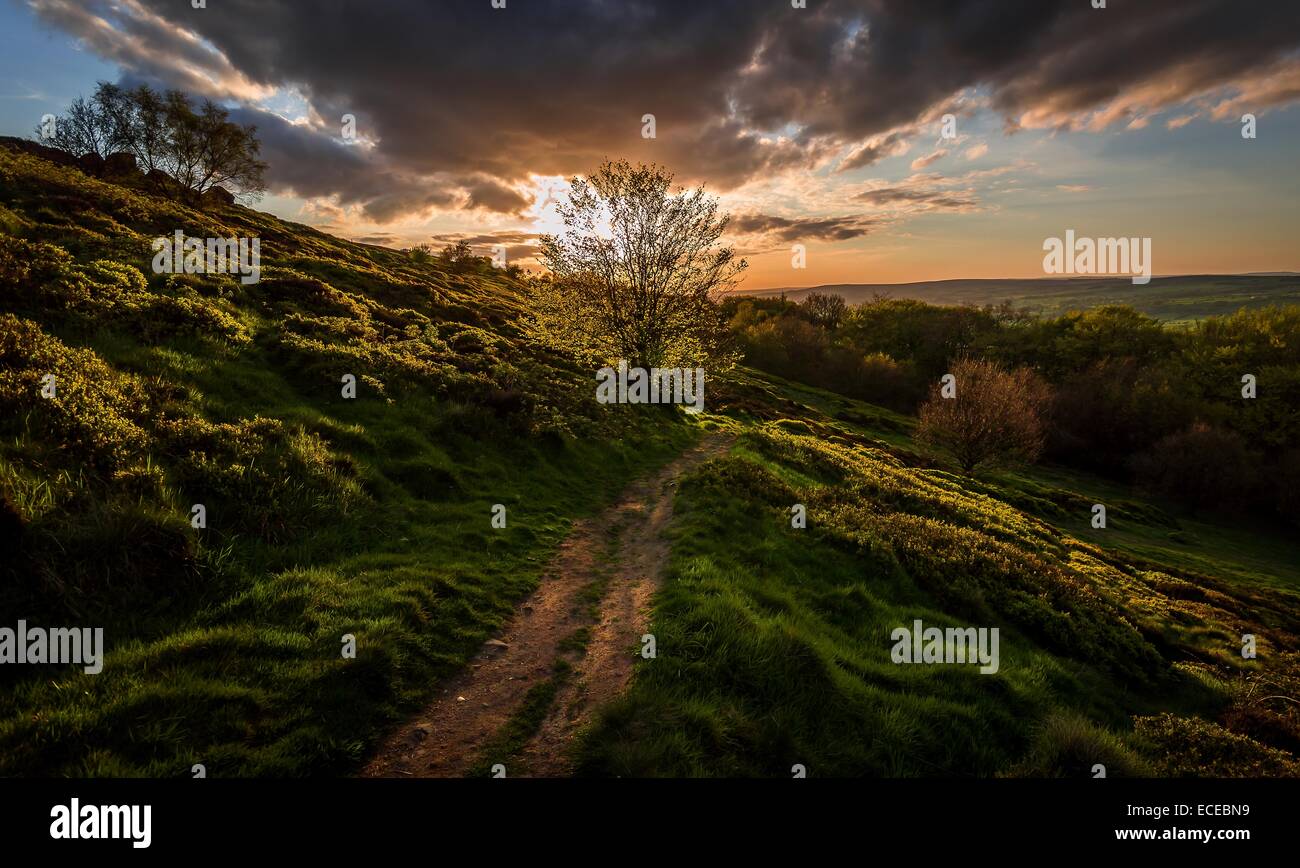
top-left (724, 293), bottom-right (1300, 523)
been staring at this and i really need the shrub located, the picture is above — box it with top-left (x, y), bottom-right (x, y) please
top-left (1135, 713), bottom-right (1300, 777)
top-left (156, 416), bottom-right (365, 542)
top-left (916, 357), bottom-right (1051, 473)
top-left (0, 314), bottom-right (151, 471)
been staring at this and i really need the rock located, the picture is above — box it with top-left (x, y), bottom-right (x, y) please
top-left (103, 151), bottom-right (139, 177)
top-left (77, 152), bottom-right (105, 176)
top-left (201, 185), bottom-right (236, 207)
top-left (145, 168), bottom-right (181, 196)
top-left (484, 639), bottom-right (510, 653)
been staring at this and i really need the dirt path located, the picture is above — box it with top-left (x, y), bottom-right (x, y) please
top-left (361, 433), bottom-right (731, 778)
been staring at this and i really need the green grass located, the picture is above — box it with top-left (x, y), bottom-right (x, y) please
top-left (0, 144), bottom-right (699, 776)
top-left (999, 464), bottom-right (1300, 593)
top-left (3, 143), bottom-right (1297, 780)
top-left (574, 392), bottom-right (1300, 777)
top-left (465, 668), bottom-right (568, 779)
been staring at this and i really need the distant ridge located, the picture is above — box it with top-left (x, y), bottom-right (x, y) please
top-left (730, 274), bottom-right (1300, 322)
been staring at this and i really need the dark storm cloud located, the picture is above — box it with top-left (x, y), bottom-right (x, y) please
top-left (30, 0), bottom-right (1300, 222)
top-left (227, 106), bottom-right (529, 220)
top-left (462, 176), bottom-right (531, 216)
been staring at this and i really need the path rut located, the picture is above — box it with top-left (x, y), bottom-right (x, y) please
top-left (362, 433), bottom-right (731, 778)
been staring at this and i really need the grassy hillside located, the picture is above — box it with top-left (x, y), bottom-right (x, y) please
top-left (575, 373), bottom-right (1300, 777)
top-left (2, 143), bottom-right (1297, 778)
top-left (739, 275), bottom-right (1300, 323)
top-left (0, 144), bottom-right (696, 775)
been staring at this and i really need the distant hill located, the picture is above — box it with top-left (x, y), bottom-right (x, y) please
top-left (735, 274), bottom-right (1300, 322)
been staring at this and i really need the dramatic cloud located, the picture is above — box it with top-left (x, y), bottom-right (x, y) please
top-left (352, 233), bottom-right (400, 247)
top-left (731, 213), bottom-right (880, 242)
top-left (225, 107), bottom-right (531, 221)
top-left (27, 0), bottom-right (1300, 224)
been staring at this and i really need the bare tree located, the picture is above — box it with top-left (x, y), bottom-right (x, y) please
top-left (531, 160), bottom-right (746, 370)
top-left (38, 94), bottom-right (111, 158)
top-left (917, 357), bottom-right (1051, 473)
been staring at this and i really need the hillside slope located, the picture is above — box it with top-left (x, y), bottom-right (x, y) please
top-left (1, 143), bottom-right (1296, 777)
top-left (575, 376), bottom-right (1300, 776)
top-left (0, 143), bottom-right (696, 775)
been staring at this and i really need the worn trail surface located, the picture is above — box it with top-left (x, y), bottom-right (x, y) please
top-left (362, 433), bottom-right (731, 778)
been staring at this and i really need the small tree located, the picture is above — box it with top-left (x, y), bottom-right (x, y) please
top-left (162, 93), bottom-right (266, 201)
top-left (97, 83), bottom-right (171, 173)
top-left (800, 292), bottom-right (847, 330)
top-left (531, 160), bottom-right (746, 370)
top-left (917, 357), bottom-right (1051, 473)
top-left (440, 240), bottom-right (474, 262)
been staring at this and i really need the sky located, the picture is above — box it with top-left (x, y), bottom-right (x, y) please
top-left (1, 0), bottom-right (1297, 290)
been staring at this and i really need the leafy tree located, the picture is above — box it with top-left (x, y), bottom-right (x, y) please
top-left (800, 291), bottom-right (847, 329)
top-left (841, 297), bottom-right (995, 379)
top-left (531, 160), bottom-right (746, 370)
top-left (440, 240), bottom-right (475, 263)
top-left (440, 239), bottom-right (492, 272)
top-left (1131, 423), bottom-right (1258, 512)
top-left (917, 357), bottom-right (1051, 473)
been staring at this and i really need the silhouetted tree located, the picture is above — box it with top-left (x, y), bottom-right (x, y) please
top-left (161, 91), bottom-right (266, 201)
top-left (38, 94), bottom-right (112, 158)
top-left (40, 81), bottom-right (266, 203)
